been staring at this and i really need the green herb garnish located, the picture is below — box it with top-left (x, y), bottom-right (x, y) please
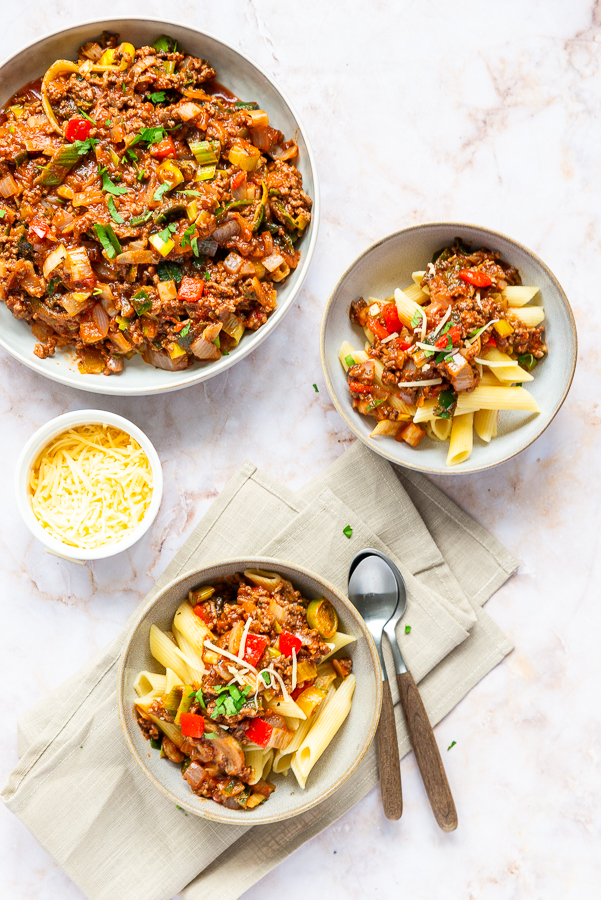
top-left (149, 91), bottom-right (167, 104)
top-left (313, 383), bottom-right (319, 392)
top-left (234, 100), bottom-right (259, 110)
top-left (150, 737), bottom-right (162, 750)
top-left (130, 209), bottom-right (152, 226)
top-left (101, 168), bottom-right (128, 196)
top-left (181, 224), bottom-right (195, 248)
top-left (129, 125), bottom-right (166, 148)
top-left (153, 34), bottom-right (178, 53)
top-left (518, 353), bottom-right (536, 371)
top-left (343, 525), bottom-right (353, 539)
top-left (404, 625), bottom-right (411, 634)
top-left (72, 137), bottom-right (98, 156)
top-left (107, 196), bottom-right (124, 224)
top-left (93, 223), bottom-right (122, 259)
top-left (153, 182), bottom-right (171, 202)
top-left (447, 741), bottom-right (457, 750)
top-left (77, 107), bottom-right (96, 123)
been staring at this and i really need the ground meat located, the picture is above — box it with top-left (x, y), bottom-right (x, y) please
top-left (135, 709), bottom-right (160, 742)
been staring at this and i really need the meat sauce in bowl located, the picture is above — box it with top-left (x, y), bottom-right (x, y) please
top-left (0, 32), bottom-right (312, 376)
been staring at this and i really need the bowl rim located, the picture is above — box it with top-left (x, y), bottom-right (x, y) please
top-left (117, 556), bottom-right (383, 824)
top-left (0, 16), bottom-right (320, 396)
top-left (320, 220), bottom-right (578, 475)
top-left (14, 409), bottom-right (163, 560)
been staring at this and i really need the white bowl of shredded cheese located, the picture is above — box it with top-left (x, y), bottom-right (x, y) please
top-left (15, 410), bottom-right (163, 560)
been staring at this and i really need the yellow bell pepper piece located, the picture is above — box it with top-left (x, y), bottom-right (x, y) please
top-left (186, 200), bottom-right (199, 221)
top-left (149, 233), bottom-right (175, 257)
top-left (228, 143), bottom-right (261, 172)
top-left (494, 319), bottom-right (514, 337)
top-left (99, 42), bottom-right (135, 71)
top-left (8, 105), bottom-right (24, 118)
top-left (57, 185), bottom-right (74, 200)
top-left (157, 159), bottom-right (184, 190)
top-left (167, 342), bottom-right (187, 360)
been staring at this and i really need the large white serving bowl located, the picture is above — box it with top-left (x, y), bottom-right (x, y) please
top-left (0, 18), bottom-right (319, 396)
top-left (321, 222), bottom-right (577, 475)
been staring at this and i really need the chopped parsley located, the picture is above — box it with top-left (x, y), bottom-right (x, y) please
top-left (204, 732), bottom-right (217, 739)
top-left (105, 118), bottom-right (112, 127)
top-left (93, 223), bottom-right (122, 259)
top-left (46, 276), bottom-right (61, 296)
top-left (210, 684), bottom-right (251, 719)
top-left (313, 383), bottom-right (319, 392)
top-left (404, 625), bottom-right (411, 634)
top-left (149, 91), bottom-right (167, 104)
top-left (177, 189), bottom-right (203, 197)
top-left (261, 672), bottom-right (271, 686)
top-left (204, 270), bottom-right (211, 281)
top-left (410, 308), bottom-right (425, 329)
top-left (72, 137), bottom-right (98, 156)
top-left (76, 107), bottom-right (96, 123)
top-left (191, 235), bottom-right (199, 257)
top-left (343, 525), bottom-right (353, 539)
top-left (129, 125), bottom-right (166, 148)
top-left (194, 689), bottom-right (207, 710)
top-left (100, 168), bottom-right (128, 196)
top-left (181, 224), bottom-right (195, 248)
top-left (0, 210), bottom-right (5, 219)
top-left (153, 182), bottom-right (171, 202)
top-left (107, 196), bottom-right (124, 224)
top-left (447, 741), bottom-right (457, 751)
top-left (156, 222), bottom-right (178, 242)
top-left (366, 398), bottom-right (386, 413)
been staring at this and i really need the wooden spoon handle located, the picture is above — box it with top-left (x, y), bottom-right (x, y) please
top-left (397, 670), bottom-right (458, 832)
top-left (375, 679), bottom-right (403, 820)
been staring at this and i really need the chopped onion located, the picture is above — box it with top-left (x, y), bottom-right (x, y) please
top-left (143, 348), bottom-right (189, 371)
top-left (262, 252), bottom-right (285, 273)
top-left (42, 244), bottom-right (67, 279)
top-left (270, 140), bottom-right (298, 161)
top-left (0, 174), bottom-right (18, 198)
top-left (92, 302), bottom-right (109, 338)
top-left (223, 252), bottom-right (243, 274)
top-left (115, 250), bottom-right (158, 265)
top-left (59, 291), bottom-right (91, 317)
top-left (65, 247), bottom-right (94, 283)
top-left (177, 102), bottom-right (202, 121)
top-left (110, 330), bottom-right (132, 353)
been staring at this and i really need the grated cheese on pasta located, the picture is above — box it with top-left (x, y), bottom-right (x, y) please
top-left (29, 423), bottom-right (153, 549)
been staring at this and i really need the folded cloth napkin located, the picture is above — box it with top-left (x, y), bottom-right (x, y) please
top-left (2, 442), bottom-right (517, 900)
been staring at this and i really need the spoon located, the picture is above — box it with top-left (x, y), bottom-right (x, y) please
top-left (348, 554), bottom-right (403, 820)
top-left (352, 549), bottom-right (458, 832)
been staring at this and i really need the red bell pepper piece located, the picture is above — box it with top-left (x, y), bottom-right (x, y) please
top-left (348, 380), bottom-right (372, 394)
top-left (180, 712), bottom-right (205, 738)
top-left (382, 303), bottom-right (401, 334)
top-left (177, 276), bottom-right (205, 303)
top-left (448, 325), bottom-right (461, 343)
top-left (435, 333), bottom-right (450, 350)
top-left (231, 170), bottom-right (245, 190)
top-left (435, 324), bottom-right (461, 349)
top-left (30, 219), bottom-right (49, 240)
top-left (64, 117), bottom-right (92, 143)
top-left (279, 631), bottom-right (302, 657)
top-left (193, 604), bottom-right (209, 623)
top-left (245, 717), bottom-right (273, 748)
top-left (150, 136), bottom-right (177, 159)
top-left (243, 633), bottom-right (269, 667)
top-left (395, 338), bottom-right (413, 351)
top-left (368, 317), bottom-right (389, 341)
top-left (485, 335), bottom-right (497, 347)
top-left (458, 269), bottom-right (492, 288)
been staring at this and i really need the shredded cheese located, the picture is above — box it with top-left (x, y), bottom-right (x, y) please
top-left (398, 378), bottom-right (442, 388)
top-left (238, 617), bottom-right (252, 662)
top-left (369, 302), bottom-right (380, 316)
top-left (430, 306), bottom-right (453, 339)
top-left (266, 665), bottom-right (291, 702)
top-left (474, 357), bottom-right (519, 368)
top-left (29, 424), bottom-right (153, 549)
top-left (204, 639), bottom-right (259, 675)
top-left (381, 331), bottom-right (399, 344)
top-left (291, 648), bottom-right (297, 691)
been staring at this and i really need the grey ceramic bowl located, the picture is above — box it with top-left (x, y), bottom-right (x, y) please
top-left (117, 557), bottom-right (382, 824)
top-left (321, 222), bottom-right (577, 475)
top-left (0, 18), bottom-right (319, 396)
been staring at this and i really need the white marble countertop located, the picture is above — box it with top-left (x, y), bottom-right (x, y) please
top-left (1, 1), bottom-right (599, 897)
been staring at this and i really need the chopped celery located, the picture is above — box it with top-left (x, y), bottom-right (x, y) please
top-left (34, 143), bottom-right (80, 187)
top-left (189, 140), bottom-right (220, 165)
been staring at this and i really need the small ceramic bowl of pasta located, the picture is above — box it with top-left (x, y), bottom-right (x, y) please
top-left (15, 409), bottom-right (163, 560)
top-left (321, 222), bottom-right (577, 474)
top-left (117, 558), bottom-right (382, 824)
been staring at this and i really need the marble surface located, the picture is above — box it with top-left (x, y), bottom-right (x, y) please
top-left (0, 1), bottom-right (599, 897)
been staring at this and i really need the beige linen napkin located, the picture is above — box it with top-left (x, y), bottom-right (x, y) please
top-left (2, 443), bottom-right (516, 900)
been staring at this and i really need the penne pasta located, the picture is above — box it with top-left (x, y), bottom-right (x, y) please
top-left (147, 713), bottom-right (185, 749)
top-left (322, 631), bottom-right (357, 661)
top-left (263, 695), bottom-right (307, 720)
top-left (480, 347), bottom-right (534, 383)
top-left (133, 671), bottom-right (166, 697)
top-left (402, 281), bottom-right (428, 304)
top-left (134, 689), bottom-right (163, 711)
top-left (244, 569), bottom-right (283, 590)
top-left (394, 287), bottom-right (423, 328)
top-left (427, 417), bottom-right (452, 441)
top-left (455, 385), bottom-right (540, 413)
top-left (272, 714), bottom-right (315, 774)
top-left (447, 412), bottom-right (474, 466)
top-left (503, 285), bottom-right (540, 307)
top-left (172, 629), bottom-right (205, 682)
top-left (149, 624), bottom-right (196, 685)
top-left (244, 747), bottom-right (272, 785)
top-left (474, 408), bottom-right (498, 442)
top-left (411, 270), bottom-right (429, 294)
top-left (509, 307), bottom-right (545, 327)
top-left (413, 399), bottom-right (471, 424)
top-left (291, 676), bottom-right (356, 789)
top-left (164, 667), bottom-right (182, 694)
top-left (370, 420), bottom-right (401, 438)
